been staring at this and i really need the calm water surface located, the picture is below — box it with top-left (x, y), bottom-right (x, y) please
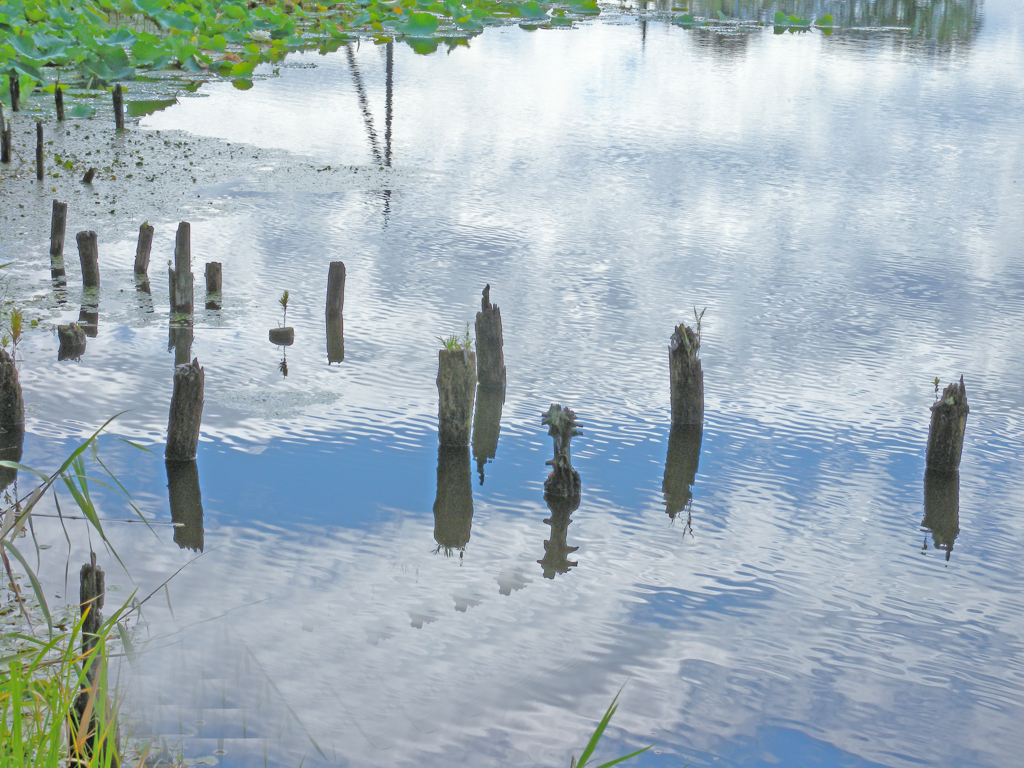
top-left (7, 1), bottom-right (1024, 766)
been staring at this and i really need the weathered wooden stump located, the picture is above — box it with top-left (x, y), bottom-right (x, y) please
top-left (539, 493), bottom-right (579, 579)
top-left (437, 348), bottom-right (477, 446)
top-left (78, 306), bottom-right (98, 338)
top-left (663, 423), bottom-right (702, 521)
top-left (0, 115), bottom-right (10, 164)
top-left (134, 223), bottom-right (153, 276)
top-left (55, 86), bottom-right (65, 121)
top-left (76, 231), bottom-right (100, 288)
top-left (82, 167), bottom-right (96, 184)
top-left (326, 317), bottom-right (344, 363)
top-left (471, 385), bottom-right (503, 485)
top-left (71, 559), bottom-right (120, 768)
top-left (168, 222), bottom-right (193, 314)
top-left (269, 327), bottom-right (294, 346)
top-left (433, 446), bottom-right (473, 556)
top-left (49, 200), bottom-right (67, 280)
top-left (204, 262), bottom-right (222, 310)
top-left (168, 323), bottom-right (192, 367)
top-left (474, 284), bottom-right (505, 390)
top-left (165, 359), bottom-right (204, 462)
top-left (166, 460), bottom-right (204, 552)
top-left (926, 376), bottom-right (969, 473)
top-left (112, 85), bottom-right (124, 131)
top-left (57, 323), bottom-right (87, 360)
top-left (326, 261), bottom-right (345, 319)
top-left (0, 349), bottom-right (25, 430)
top-left (0, 423), bottom-right (24, 493)
top-left (669, 321), bottom-right (704, 426)
top-left (35, 121), bottom-right (43, 181)
top-left (542, 404), bottom-right (581, 498)
top-left (923, 470), bottom-right (959, 561)
top-left (8, 74), bottom-right (19, 112)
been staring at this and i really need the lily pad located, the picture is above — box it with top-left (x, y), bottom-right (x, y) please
top-left (66, 104), bottom-right (96, 118)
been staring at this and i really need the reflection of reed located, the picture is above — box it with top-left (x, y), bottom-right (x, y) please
top-left (923, 470), bottom-right (959, 561)
top-left (0, 423), bottom-right (24, 494)
top-left (539, 493), bottom-right (579, 579)
top-left (663, 423), bottom-right (702, 523)
top-left (471, 386), bottom-right (503, 485)
top-left (166, 460), bottom-right (204, 552)
top-left (433, 446), bottom-right (473, 557)
top-left (326, 317), bottom-right (344, 364)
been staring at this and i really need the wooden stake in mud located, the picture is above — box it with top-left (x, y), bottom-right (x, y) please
top-left (166, 358), bottom-right (204, 462)
top-left (79, 560), bottom-right (105, 665)
top-left (8, 74), bottom-right (19, 112)
top-left (168, 222), bottom-right (193, 314)
top-left (326, 261), bottom-right (345, 319)
top-left (35, 121), bottom-right (43, 181)
top-left (49, 200), bottom-right (67, 280)
top-left (204, 262), bottom-right (221, 294)
top-left (112, 84), bottom-right (124, 131)
top-left (542, 404), bottom-right (581, 498)
top-left (134, 223), bottom-right (153, 276)
top-left (76, 231), bottom-right (100, 288)
top-left (0, 349), bottom-right (25, 430)
top-left (0, 118), bottom-right (11, 165)
top-left (437, 348), bottom-right (477, 446)
top-left (926, 376), bottom-right (969, 473)
top-left (57, 323), bottom-right (87, 360)
top-left (669, 312), bottom-right (704, 427)
top-left (55, 86), bottom-right (65, 121)
top-left (474, 284), bottom-right (506, 390)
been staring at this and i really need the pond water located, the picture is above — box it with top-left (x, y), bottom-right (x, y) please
top-left (5, 0), bottom-right (1024, 766)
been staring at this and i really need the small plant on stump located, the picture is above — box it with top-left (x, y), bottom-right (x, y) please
top-left (436, 322), bottom-right (472, 352)
top-left (279, 290), bottom-right (289, 328)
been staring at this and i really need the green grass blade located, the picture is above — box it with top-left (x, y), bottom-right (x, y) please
top-left (3, 540), bottom-right (53, 637)
top-left (593, 745), bottom-right (652, 768)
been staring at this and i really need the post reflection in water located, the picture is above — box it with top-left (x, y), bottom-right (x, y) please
top-left (78, 306), bottom-right (98, 338)
top-left (326, 317), bottom-right (344, 364)
top-left (433, 446), bottom-right (473, 559)
top-left (168, 323), bottom-right (193, 368)
top-left (922, 470), bottom-right (959, 561)
top-left (0, 423), bottom-right (24, 495)
top-left (166, 460), bottom-right (204, 552)
top-left (539, 493), bottom-right (579, 579)
top-left (662, 423), bottom-right (702, 529)
top-left (471, 386), bottom-right (503, 485)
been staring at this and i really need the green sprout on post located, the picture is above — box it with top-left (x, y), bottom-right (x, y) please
top-left (279, 290), bottom-right (290, 328)
top-left (436, 322), bottom-right (473, 352)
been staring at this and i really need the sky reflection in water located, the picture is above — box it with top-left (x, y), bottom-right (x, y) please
top-left (7, 1), bottom-right (1024, 766)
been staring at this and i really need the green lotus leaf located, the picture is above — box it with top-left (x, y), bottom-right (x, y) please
top-left (67, 104), bottom-right (96, 118)
top-left (518, 1), bottom-right (548, 19)
top-left (399, 11), bottom-right (439, 36)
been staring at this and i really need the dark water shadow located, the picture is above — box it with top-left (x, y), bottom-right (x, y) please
top-left (471, 386), bottom-right (503, 485)
top-left (0, 423), bottom-right (24, 494)
top-left (167, 460), bottom-right (204, 552)
top-left (539, 493), bottom-right (579, 579)
top-left (923, 470), bottom-right (959, 561)
top-left (327, 317), bottom-right (344, 364)
top-left (433, 446), bottom-right (473, 559)
top-left (663, 423), bottom-right (702, 529)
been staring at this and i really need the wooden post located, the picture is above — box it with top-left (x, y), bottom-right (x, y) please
top-left (78, 306), bottom-right (98, 338)
top-left (204, 262), bottom-right (221, 294)
top-left (49, 200), bottom-right (67, 280)
top-left (55, 86), bottom-right (65, 121)
top-left (471, 385), bottom-right (503, 485)
top-left (926, 376), bottom-right (969, 473)
top-left (169, 222), bottom-right (193, 314)
top-left (0, 349), bottom-right (25, 430)
top-left (663, 423), bottom-right (702, 522)
top-left (82, 167), bottom-right (96, 184)
top-left (269, 327), bottom-right (294, 345)
top-left (0, 119), bottom-right (10, 164)
top-left (326, 261), bottom-right (345, 319)
top-left (168, 323), bottom-right (192, 367)
top-left (134, 223), bottom-right (153, 275)
top-left (79, 561), bottom-right (105, 666)
top-left (326, 317), bottom-right (344, 363)
top-left (539, 494), bottom-right (579, 579)
top-left (57, 323), bottom-right (87, 360)
top-left (474, 284), bottom-right (505, 390)
top-left (8, 74), bottom-right (19, 112)
top-left (112, 85), bottom-right (124, 131)
top-left (35, 121), bottom-right (43, 181)
top-left (923, 470), bottom-right (959, 561)
top-left (433, 446), bottom-right (473, 556)
top-left (166, 460), bottom-right (204, 552)
top-left (165, 358), bottom-right (204, 462)
top-left (75, 231), bottom-right (100, 288)
top-left (542, 404), bottom-right (581, 498)
top-left (437, 348), bottom-right (477, 446)
top-left (669, 321), bottom-right (704, 426)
